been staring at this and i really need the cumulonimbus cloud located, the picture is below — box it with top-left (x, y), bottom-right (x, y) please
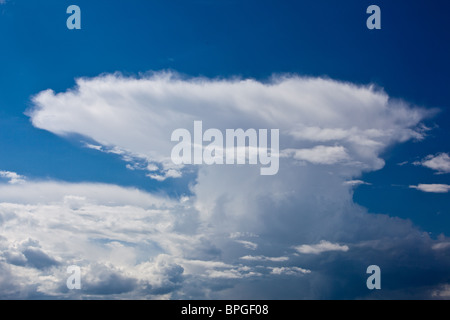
top-left (6, 72), bottom-right (448, 299)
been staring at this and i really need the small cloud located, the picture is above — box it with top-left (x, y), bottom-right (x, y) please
top-left (294, 240), bottom-right (349, 255)
top-left (432, 242), bottom-right (450, 251)
top-left (125, 164), bottom-right (136, 171)
top-left (270, 267), bottom-right (311, 276)
top-left (147, 164), bottom-right (159, 172)
top-left (343, 180), bottom-right (371, 187)
top-left (397, 161), bottom-right (409, 166)
top-left (235, 240), bottom-right (258, 250)
top-left (180, 196), bottom-right (190, 203)
top-left (207, 267), bottom-right (261, 279)
top-left (240, 255), bottom-right (289, 262)
top-left (414, 153), bottom-right (450, 174)
top-left (0, 171), bottom-right (26, 184)
top-left (83, 143), bottom-right (103, 151)
top-left (410, 184), bottom-right (450, 193)
top-left (432, 284), bottom-right (450, 299)
top-left (147, 169), bottom-right (182, 181)
top-left (229, 232), bottom-right (259, 239)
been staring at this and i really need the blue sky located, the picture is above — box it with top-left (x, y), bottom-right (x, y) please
top-left (0, 0), bottom-right (449, 299)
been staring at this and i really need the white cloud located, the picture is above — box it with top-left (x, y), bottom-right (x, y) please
top-left (84, 143), bottom-right (103, 151)
top-left (415, 153), bottom-right (450, 174)
top-left (84, 142), bottom-right (158, 175)
top-left (0, 171), bottom-right (26, 184)
top-left (240, 255), bottom-right (289, 262)
top-left (294, 241), bottom-right (349, 255)
top-left (0, 181), bottom-right (219, 297)
top-left (13, 72), bottom-right (450, 299)
top-left (147, 169), bottom-right (182, 182)
top-left (270, 267), bottom-right (311, 276)
top-left (343, 180), bottom-right (371, 187)
top-left (207, 267), bottom-right (262, 279)
top-left (410, 184), bottom-right (450, 193)
top-left (0, 167), bottom-right (448, 298)
top-left (281, 146), bottom-right (349, 165)
top-left (28, 72), bottom-right (432, 178)
top-left (0, 180), bottom-right (315, 298)
top-left (0, 181), bottom-right (171, 207)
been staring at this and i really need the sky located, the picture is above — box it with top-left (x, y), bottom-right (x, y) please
top-left (0, 0), bottom-right (449, 299)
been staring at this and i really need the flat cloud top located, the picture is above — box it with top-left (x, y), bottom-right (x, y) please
top-left (28, 72), bottom-right (432, 178)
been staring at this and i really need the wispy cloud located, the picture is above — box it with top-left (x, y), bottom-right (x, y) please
top-left (83, 142), bottom-right (168, 179)
top-left (343, 180), bottom-right (372, 187)
top-left (235, 240), bottom-right (258, 250)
